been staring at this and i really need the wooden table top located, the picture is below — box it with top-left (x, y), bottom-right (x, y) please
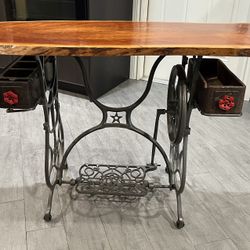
top-left (0, 21), bottom-right (250, 57)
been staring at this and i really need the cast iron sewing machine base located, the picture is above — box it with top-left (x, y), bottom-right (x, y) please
top-left (40, 55), bottom-right (203, 229)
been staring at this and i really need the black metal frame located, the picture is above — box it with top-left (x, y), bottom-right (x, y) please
top-left (35, 55), bottom-right (203, 228)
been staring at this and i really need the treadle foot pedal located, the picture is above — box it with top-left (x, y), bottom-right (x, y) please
top-left (75, 164), bottom-right (156, 197)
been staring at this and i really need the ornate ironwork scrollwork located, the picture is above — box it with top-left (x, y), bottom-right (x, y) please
top-left (75, 164), bottom-right (149, 197)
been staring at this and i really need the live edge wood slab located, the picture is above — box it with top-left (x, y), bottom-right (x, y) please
top-left (0, 21), bottom-right (250, 57)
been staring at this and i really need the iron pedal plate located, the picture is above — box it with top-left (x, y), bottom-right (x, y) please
top-left (75, 164), bottom-right (151, 197)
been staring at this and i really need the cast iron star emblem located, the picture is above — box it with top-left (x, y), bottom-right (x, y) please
top-left (111, 112), bottom-right (122, 123)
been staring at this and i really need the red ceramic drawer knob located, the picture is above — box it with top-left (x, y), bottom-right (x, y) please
top-left (218, 95), bottom-right (235, 111)
top-left (3, 91), bottom-right (19, 105)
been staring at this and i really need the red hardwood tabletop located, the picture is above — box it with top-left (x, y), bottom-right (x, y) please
top-left (0, 21), bottom-right (250, 56)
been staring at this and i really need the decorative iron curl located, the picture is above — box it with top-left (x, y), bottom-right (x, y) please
top-left (75, 164), bottom-right (148, 197)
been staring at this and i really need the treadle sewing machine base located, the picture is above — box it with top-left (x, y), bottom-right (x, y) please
top-left (0, 21), bottom-right (248, 229)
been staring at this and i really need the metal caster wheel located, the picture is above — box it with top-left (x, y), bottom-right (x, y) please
top-left (176, 219), bottom-right (185, 229)
top-left (44, 213), bottom-right (52, 222)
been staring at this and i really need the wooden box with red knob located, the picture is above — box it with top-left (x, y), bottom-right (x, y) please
top-left (0, 56), bottom-right (43, 110)
top-left (192, 58), bottom-right (246, 116)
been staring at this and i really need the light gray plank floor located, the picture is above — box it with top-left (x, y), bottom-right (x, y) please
top-left (1, 79), bottom-right (250, 249)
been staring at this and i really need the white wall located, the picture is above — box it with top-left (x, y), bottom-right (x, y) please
top-left (138, 0), bottom-right (250, 100)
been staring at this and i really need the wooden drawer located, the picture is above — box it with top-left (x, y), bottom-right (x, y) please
top-left (191, 58), bottom-right (246, 116)
top-left (0, 56), bottom-right (43, 110)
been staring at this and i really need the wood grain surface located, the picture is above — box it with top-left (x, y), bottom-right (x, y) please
top-left (0, 21), bottom-right (250, 56)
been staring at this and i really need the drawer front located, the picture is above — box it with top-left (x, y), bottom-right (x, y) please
top-left (0, 82), bottom-right (32, 109)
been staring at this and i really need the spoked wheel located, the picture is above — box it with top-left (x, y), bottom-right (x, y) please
top-left (167, 64), bottom-right (187, 145)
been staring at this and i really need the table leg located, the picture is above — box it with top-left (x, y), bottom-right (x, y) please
top-left (151, 56), bottom-right (202, 228)
top-left (166, 63), bottom-right (188, 228)
top-left (36, 56), bottom-right (65, 221)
